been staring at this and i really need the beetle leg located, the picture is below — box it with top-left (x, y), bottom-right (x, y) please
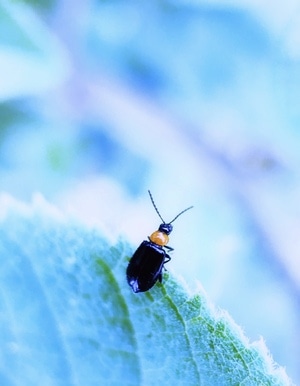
top-left (164, 255), bottom-right (171, 264)
top-left (164, 245), bottom-right (174, 252)
top-left (158, 272), bottom-right (163, 283)
top-left (162, 254), bottom-right (171, 273)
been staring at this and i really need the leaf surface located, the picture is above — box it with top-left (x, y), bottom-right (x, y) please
top-left (0, 196), bottom-right (294, 386)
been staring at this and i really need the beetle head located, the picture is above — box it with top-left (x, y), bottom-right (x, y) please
top-left (158, 223), bottom-right (173, 235)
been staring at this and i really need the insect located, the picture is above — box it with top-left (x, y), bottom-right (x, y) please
top-left (126, 190), bottom-right (193, 293)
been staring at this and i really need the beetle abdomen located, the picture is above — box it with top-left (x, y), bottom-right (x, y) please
top-left (126, 241), bottom-right (167, 293)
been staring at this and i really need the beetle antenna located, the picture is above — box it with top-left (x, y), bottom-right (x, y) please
top-left (148, 190), bottom-right (165, 223)
top-left (169, 206), bottom-right (193, 224)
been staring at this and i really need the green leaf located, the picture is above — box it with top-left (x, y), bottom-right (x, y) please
top-left (0, 194), bottom-right (294, 386)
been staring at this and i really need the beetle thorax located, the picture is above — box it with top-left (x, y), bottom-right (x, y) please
top-left (149, 230), bottom-right (169, 246)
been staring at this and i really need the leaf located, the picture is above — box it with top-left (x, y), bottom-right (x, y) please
top-left (0, 194), bottom-right (294, 386)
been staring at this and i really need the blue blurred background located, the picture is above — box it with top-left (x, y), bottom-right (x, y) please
top-left (0, 0), bottom-right (299, 383)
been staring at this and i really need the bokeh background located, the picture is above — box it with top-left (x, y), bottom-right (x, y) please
top-left (1, 0), bottom-right (299, 383)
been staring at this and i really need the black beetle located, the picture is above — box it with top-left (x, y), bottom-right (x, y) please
top-left (126, 190), bottom-right (193, 293)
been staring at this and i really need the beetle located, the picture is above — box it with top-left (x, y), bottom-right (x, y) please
top-left (126, 190), bottom-right (193, 293)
